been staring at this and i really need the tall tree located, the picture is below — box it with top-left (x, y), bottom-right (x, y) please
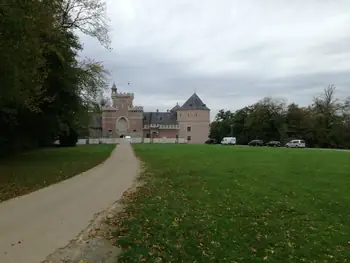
top-left (0, 0), bottom-right (111, 154)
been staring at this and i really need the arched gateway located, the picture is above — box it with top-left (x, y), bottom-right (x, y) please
top-left (116, 116), bottom-right (129, 136)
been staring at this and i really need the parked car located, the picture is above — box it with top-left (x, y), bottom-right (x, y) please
top-left (205, 138), bottom-right (217, 144)
top-left (221, 137), bottom-right (236, 145)
top-left (248, 139), bottom-right (264, 146)
top-left (285, 139), bottom-right (306, 148)
top-left (266, 141), bottom-right (281, 147)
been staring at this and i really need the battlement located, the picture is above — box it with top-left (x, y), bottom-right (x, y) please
top-left (112, 92), bottom-right (134, 98)
top-left (128, 106), bottom-right (144, 112)
top-left (143, 124), bottom-right (180, 130)
top-left (102, 106), bottom-right (118, 111)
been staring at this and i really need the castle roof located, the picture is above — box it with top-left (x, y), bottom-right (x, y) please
top-left (170, 103), bottom-right (180, 112)
top-left (143, 111), bottom-right (177, 125)
top-left (180, 93), bottom-right (209, 110)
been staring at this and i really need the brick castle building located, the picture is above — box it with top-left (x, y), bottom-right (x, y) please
top-left (90, 83), bottom-right (210, 144)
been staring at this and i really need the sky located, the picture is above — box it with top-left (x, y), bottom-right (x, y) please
top-left (80, 0), bottom-right (350, 120)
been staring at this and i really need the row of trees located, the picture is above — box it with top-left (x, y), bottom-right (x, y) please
top-left (0, 0), bottom-right (110, 156)
top-left (210, 86), bottom-right (350, 148)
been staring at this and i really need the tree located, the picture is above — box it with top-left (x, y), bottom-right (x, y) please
top-left (209, 110), bottom-right (235, 142)
top-left (56, 0), bottom-right (111, 48)
top-left (77, 58), bottom-right (110, 108)
top-left (312, 85), bottom-right (344, 147)
top-left (92, 91), bottom-right (111, 113)
top-left (0, 0), bottom-right (111, 155)
top-left (209, 86), bottom-right (350, 148)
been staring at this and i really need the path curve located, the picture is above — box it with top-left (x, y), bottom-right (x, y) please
top-left (0, 143), bottom-right (139, 263)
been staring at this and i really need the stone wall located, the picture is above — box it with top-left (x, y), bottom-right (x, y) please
top-left (177, 109), bottom-right (210, 144)
top-left (75, 137), bottom-right (187, 145)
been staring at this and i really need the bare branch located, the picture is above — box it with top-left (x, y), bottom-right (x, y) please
top-left (56, 0), bottom-right (111, 48)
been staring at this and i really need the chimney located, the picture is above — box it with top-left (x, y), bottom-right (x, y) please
top-left (156, 109), bottom-right (159, 113)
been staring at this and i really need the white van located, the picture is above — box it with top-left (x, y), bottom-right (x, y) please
top-left (221, 137), bottom-right (236, 145)
top-left (285, 139), bottom-right (306, 148)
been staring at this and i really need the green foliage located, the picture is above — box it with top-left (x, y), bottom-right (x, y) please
top-left (114, 144), bottom-right (350, 262)
top-left (59, 127), bottom-right (78, 147)
top-left (0, 0), bottom-right (110, 155)
top-left (210, 87), bottom-right (350, 148)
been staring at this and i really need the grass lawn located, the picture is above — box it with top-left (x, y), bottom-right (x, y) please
top-left (0, 144), bottom-right (115, 202)
top-left (115, 145), bottom-right (350, 262)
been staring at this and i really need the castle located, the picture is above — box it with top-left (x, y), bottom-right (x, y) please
top-left (90, 83), bottom-right (210, 144)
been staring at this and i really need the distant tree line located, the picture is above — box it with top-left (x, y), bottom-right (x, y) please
top-left (210, 86), bottom-right (350, 148)
top-left (0, 0), bottom-right (110, 156)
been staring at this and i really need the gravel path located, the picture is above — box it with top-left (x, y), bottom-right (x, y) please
top-left (0, 143), bottom-right (139, 263)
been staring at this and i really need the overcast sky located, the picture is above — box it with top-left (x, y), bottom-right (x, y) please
top-left (80, 0), bottom-right (350, 119)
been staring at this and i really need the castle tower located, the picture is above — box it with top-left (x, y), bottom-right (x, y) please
top-left (176, 93), bottom-right (210, 144)
top-left (111, 83), bottom-right (134, 110)
top-left (104, 82), bottom-right (144, 138)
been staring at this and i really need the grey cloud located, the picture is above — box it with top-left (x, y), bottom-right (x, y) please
top-left (79, 0), bottom-right (350, 119)
top-left (314, 37), bottom-right (350, 56)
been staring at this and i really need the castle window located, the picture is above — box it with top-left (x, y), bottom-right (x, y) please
top-left (196, 113), bottom-right (197, 116)
top-left (160, 116), bottom-right (163, 121)
top-left (187, 126), bottom-right (191, 132)
top-left (187, 136), bottom-right (191, 141)
top-left (133, 129), bottom-right (136, 132)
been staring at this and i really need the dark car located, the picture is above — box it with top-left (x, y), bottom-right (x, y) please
top-left (248, 139), bottom-right (264, 146)
top-left (205, 138), bottom-right (217, 144)
top-left (266, 141), bottom-right (281, 147)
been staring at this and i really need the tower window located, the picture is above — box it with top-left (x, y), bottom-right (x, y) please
top-left (187, 136), bottom-right (191, 141)
top-left (187, 126), bottom-right (191, 132)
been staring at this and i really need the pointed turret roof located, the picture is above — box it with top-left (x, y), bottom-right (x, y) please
top-left (111, 82), bottom-right (117, 90)
top-left (170, 103), bottom-right (180, 112)
top-left (180, 93), bottom-right (209, 110)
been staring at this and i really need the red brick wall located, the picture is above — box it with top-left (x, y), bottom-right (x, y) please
top-left (158, 129), bottom-right (178, 138)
